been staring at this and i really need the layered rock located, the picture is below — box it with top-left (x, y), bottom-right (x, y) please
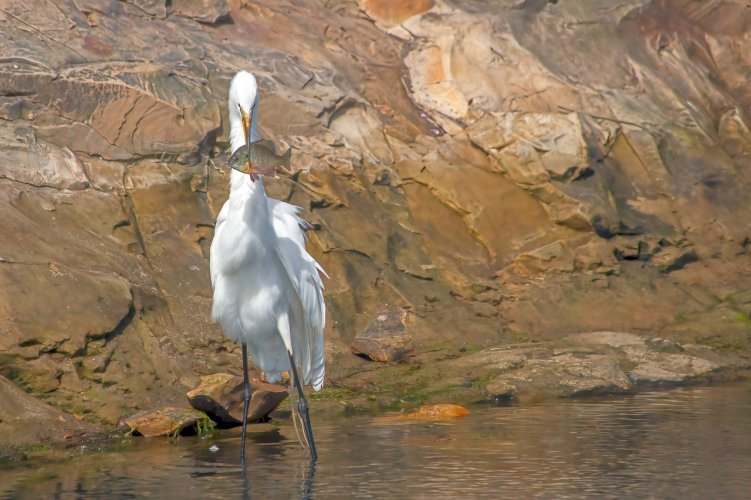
top-left (0, 0), bottom-right (750, 442)
top-left (338, 331), bottom-right (751, 409)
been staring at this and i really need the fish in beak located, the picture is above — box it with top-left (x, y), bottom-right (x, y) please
top-left (229, 139), bottom-right (291, 181)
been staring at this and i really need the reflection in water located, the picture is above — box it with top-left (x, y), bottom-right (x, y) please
top-left (301, 461), bottom-right (316, 500)
top-left (1, 380), bottom-right (750, 498)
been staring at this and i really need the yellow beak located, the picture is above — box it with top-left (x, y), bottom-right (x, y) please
top-left (240, 107), bottom-right (251, 144)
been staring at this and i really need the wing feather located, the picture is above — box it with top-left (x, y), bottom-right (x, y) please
top-left (209, 201), bottom-right (230, 289)
top-left (269, 199), bottom-right (326, 390)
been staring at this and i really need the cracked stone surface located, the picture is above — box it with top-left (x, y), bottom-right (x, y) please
top-left (1, 0), bottom-right (751, 445)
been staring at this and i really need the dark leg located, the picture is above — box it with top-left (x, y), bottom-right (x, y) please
top-left (241, 341), bottom-right (251, 465)
top-left (287, 351), bottom-right (317, 462)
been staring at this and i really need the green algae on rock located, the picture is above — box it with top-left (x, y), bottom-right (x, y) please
top-left (125, 407), bottom-right (214, 438)
top-left (0, 0), bottom-right (750, 442)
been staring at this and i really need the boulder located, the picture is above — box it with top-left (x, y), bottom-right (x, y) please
top-left (186, 372), bottom-right (288, 426)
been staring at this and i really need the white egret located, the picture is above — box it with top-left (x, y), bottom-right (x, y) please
top-left (210, 70), bottom-right (326, 463)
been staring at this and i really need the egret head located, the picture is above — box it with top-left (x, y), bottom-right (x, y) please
top-left (228, 71), bottom-right (259, 147)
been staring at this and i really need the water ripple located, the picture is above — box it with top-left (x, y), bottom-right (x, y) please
top-left (1, 381), bottom-right (750, 499)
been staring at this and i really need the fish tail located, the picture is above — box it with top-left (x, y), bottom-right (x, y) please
top-left (280, 147), bottom-right (291, 169)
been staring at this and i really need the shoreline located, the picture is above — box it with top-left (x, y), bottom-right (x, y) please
top-left (2, 330), bottom-right (749, 465)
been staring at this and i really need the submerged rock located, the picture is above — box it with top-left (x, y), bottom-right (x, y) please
top-left (186, 372), bottom-right (288, 426)
top-left (374, 403), bottom-right (470, 424)
top-left (403, 404), bottom-right (470, 419)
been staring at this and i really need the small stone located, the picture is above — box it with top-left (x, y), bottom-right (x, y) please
top-left (125, 407), bottom-right (213, 437)
top-left (209, 444), bottom-right (219, 452)
top-left (647, 338), bottom-right (684, 353)
top-left (85, 12), bottom-right (100, 27)
top-left (485, 379), bottom-right (517, 401)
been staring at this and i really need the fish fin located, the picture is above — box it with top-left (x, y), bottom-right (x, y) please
top-left (258, 165), bottom-right (277, 177)
top-left (254, 139), bottom-right (278, 152)
top-left (280, 147), bottom-right (292, 169)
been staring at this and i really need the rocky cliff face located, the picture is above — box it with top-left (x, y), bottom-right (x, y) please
top-left (1, 0), bottom-right (750, 436)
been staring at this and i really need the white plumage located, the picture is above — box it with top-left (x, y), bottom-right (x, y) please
top-left (210, 70), bottom-right (326, 392)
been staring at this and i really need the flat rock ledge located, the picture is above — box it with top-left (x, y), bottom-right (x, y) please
top-left (448, 331), bottom-right (751, 401)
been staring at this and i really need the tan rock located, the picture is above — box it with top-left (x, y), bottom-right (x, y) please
top-left (0, 125), bottom-right (89, 189)
top-left (126, 0), bottom-right (167, 18)
top-left (186, 372), bottom-right (288, 426)
top-left (0, 264), bottom-right (133, 358)
top-left (34, 66), bottom-right (220, 158)
top-left (329, 104), bottom-right (393, 166)
top-left (81, 158), bottom-right (127, 194)
top-left (651, 246), bottom-right (699, 273)
top-left (351, 309), bottom-right (414, 362)
top-left (358, 0), bottom-right (434, 28)
top-left (125, 407), bottom-right (212, 437)
top-left (0, 375), bottom-right (94, 446)
top-left (33, 122), bottom-right (133, 161)
top-left (171, 0), bottom-right (230, 24)
top-left (505, 240), bottom-right (575, 276)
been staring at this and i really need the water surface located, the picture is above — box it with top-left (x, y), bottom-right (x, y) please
top-left (2, 380), bottom-right (750, 498)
